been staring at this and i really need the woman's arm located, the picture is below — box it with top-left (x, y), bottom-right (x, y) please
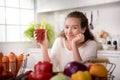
top-left (71, 33), bottom-right (85, 62)
top-left (40, 44), bottom-right (50, 62)
top-left (71, 43), bottom-right (82, 62)
top-left (34, 29), bottom-right (50, 62)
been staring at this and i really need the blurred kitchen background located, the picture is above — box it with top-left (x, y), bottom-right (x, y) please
top-left (0, 0), bottom-right (120, 54)
top-left (0, 0), bottom-right (120, 80)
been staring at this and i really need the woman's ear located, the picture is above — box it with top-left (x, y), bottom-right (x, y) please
top-left (82, 27), bottom-right (86, 33)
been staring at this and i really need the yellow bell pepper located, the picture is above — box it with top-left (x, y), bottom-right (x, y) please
top-left (71, 71), bottom-right (92, 80)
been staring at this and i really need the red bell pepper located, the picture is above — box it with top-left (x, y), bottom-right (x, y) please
top-left (34, 61), bottom-right (53, 73)
top-left (28, 61), bottom-right (53, 80)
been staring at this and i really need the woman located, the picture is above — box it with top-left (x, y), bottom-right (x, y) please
top-left (35, 11), bottom-right (98, 72)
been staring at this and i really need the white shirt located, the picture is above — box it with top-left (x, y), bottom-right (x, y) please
top-left (50, 37), bottom-right (98, 72)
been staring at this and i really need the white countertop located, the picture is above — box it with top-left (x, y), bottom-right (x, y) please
top-left (97, 50), bottom-right (120, 58)
top-left (27, 48), bottom-right (120, 55)
top-left (98, 50), bottom-right (120, 54)
top-left (28, 48), bottom-right (120, 53)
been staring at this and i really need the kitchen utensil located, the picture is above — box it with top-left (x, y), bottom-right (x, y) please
top-left (90, 11), bottom-right (94, 29)
top-left (16, 54), bottom-right (29, 76)
top-left (97, 10), bottom-right (99, 24)
top-left (84, 12), bottom-right (86, 16)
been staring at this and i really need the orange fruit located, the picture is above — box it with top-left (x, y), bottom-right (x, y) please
top-left (89, 63), bottom-right (108, 77)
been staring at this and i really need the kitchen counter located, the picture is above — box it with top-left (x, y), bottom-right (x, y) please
top-left (98, 50), bottom-right (120, 54)
top-left (97, 50), bottom-right (120, 58)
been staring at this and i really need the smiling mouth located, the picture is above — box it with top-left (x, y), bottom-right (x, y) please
top-left (67, 35), bottom-right (75, 38)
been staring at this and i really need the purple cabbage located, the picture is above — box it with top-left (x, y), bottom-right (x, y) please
top-left (63, 61), bottom-right (88, 77)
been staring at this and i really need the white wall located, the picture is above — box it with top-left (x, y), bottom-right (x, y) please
top-left (37, 2), bottom-right (120, 38)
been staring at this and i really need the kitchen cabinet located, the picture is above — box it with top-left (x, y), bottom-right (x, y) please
top-left (97, 50), bottom-right (120, 80)
top-left (36, 0), bottom-right (120, 13)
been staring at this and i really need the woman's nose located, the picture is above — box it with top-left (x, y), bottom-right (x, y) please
top-left (68, 28), bottom-right (72, 34)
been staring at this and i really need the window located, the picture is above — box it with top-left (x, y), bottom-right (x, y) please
top-left (0, 0), bottom-right (35, 42)
top-left (0, 25), bottom-right (5, 42)
top-left (6, 0), bottom-right (19, 8)
top-left (6, 8), bottom-right (20, 24)
top-left (0, 7), bottom-right (5, 24)
top-left (7, 25), bottom-right (21, 41)
top-left (0, 0), bottom-right (4, 6)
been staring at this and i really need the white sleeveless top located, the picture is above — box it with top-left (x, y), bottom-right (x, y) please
top-left (49, 37), bottom-right (98, 72)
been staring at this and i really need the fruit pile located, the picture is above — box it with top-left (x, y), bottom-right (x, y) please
top-left (98, 30), bottom-right (109, 38)
top-left (17, 60), bottom-right (108, 80)
top-left (63, 61), bottom-right (108, 80)
top-left (0, 52), bottom-right (24, 80)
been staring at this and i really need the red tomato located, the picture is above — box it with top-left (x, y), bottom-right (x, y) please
top-left (34, 61), bottom-right (53, 73)
top-left (34, 28), bottom-right (45, 43)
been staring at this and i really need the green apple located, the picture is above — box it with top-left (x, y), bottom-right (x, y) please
top-left (50, 73), bottom-right (70, 80)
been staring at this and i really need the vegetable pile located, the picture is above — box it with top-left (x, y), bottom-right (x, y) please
top-left (0, 52), bottom-right (24, 80)
top-left (16, 61), bottom-right (108, 80)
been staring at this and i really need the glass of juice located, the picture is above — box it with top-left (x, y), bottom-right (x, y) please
top-left (34, 27), bottom-right (45, 43)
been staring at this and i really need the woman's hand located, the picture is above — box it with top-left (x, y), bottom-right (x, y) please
top-left (72, 33), bottom-right (85, 46)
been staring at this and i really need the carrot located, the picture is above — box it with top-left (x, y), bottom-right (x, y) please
top-left (2, 56), bottom-right (9, 71)
top-left (8, 52), bottom-right (17, 76)
top-left (16, 53), bottom-right (23, 74)
top-left (0, 52), bottom-right (3, 62)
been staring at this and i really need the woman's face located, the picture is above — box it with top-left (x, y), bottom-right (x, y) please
top-left (64, 17), bottom-right (85, 41)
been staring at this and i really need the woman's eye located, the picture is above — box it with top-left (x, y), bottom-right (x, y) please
top-left (73, 27), bottom-right (77, 29)
top-left (65, 26), bottom-right (69, 29)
